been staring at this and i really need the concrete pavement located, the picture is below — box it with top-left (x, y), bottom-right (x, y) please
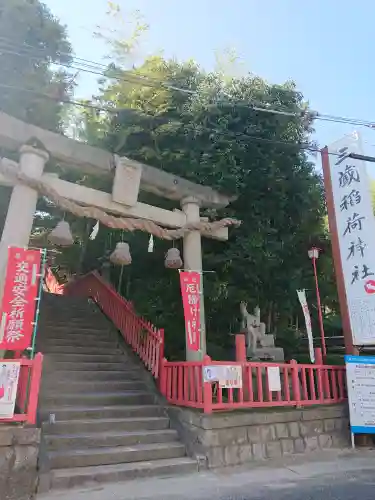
top-left (38, 449), bottom-right (375, 500)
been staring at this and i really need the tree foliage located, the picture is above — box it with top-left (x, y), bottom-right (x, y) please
top-left (72, 53), bottom-right (337, 359)
top-left (0, 0), bottom-right (73, 131)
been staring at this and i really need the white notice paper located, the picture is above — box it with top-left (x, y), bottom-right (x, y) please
top-left (0, 361), bottom-right (20, 418)
top-left (267, 366), bottom-right (281, 392)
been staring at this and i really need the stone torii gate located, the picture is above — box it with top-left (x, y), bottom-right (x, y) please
top-left (0, 112), bottom-right (237, 361)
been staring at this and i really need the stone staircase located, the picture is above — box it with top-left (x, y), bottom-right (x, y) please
top-left (36, 293), bottom-right (196, 492)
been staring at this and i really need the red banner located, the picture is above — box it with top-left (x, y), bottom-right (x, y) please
top-left (179, 271), bottom-right (201, 351)
top-left (0, 247), bottom-right (41, 351)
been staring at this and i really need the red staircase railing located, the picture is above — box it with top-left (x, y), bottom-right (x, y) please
top-left (59, 271), bottom-right (347, 414)
top-left (0, 353), bottom-right (43, 424)
top-left (65, 271), bottom-right (164, 379)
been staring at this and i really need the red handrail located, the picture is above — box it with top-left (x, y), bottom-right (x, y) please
top-left (65, 271), bottom-right (164, 379)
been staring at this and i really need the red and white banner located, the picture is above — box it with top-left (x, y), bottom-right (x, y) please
top-left (297, 289), bottom-right (315, 363)
top-left (0, 247), bottom-right (41, 351)
top-left (179, 271), bottom-right (201, 351)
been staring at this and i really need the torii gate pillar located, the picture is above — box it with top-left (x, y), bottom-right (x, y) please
top-left (0, 145), bottom-right (49, 299)
top-left (181, 196), bottom-right (206, 361)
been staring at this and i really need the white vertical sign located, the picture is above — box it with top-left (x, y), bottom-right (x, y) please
top-left (327, 133), bottom-right (375, 345)
top-left (0, 361), bottom-right (20, 418)
top-left (267, 366), bottom-right (281, 391)
top-left (297, 289), bottom-right (315, 363)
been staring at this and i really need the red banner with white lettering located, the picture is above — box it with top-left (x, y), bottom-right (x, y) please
top-left (179, 271), bottom-right (201, 351)
top-left (0, 247), bottom-right (41, 351)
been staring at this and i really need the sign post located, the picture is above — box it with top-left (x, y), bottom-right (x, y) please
top-left (322, 133), bottom-right (375, 351)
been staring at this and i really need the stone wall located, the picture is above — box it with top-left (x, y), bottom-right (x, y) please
top-left (0, 426), bottom-right (40, 500)
top-left (167, 404), bottom-right (350, 468)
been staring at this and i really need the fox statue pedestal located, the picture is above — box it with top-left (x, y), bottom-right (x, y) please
top-left (239, 302), bottom-right (285, 362)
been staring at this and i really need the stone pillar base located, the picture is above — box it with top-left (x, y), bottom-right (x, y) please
top-left (0, 426), bottom-right (40, 500)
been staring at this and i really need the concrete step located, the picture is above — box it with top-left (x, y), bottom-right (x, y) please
top-left (39, 405), bottom-right (166, 422)
top-left (38, 345), bottom-right (121, 355)
top-left (41, 379), bottom-right (147, 394)
top-left (38, 332), bottom-right (115, 343)
top-left (42, 416), bottom-right (170, 435)
top-left (50, 362), bottom-right (129, 371)
top-left (44, 353), bottom-right (129, 363)
top-left (44, 370), bottom-right (141, 382)
top-left (40, 322), bottom-right (110, 330)
top-left (38, 338), bottom-right (118, 349)
top-left (44, 429), bottom-right (178, 450)
top-left (40, 318), bottom-right (110, 327)
top-left (50, 457), bottom-right (197, 490)
top-left (48, 441), bottom-right (186, 469)
top-left (41, 391), bottom-right (155, 407)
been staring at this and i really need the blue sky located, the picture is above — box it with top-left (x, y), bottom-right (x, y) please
top-left (45, 0), bottom-right (375, 169)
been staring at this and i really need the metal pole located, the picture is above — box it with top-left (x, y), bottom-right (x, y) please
top-left (312, 256), bottom-right (327, 358)
top-left (31, 248), bottom-right (47, 359)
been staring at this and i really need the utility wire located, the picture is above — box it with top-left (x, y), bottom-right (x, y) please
top-left (0, 81), bottom-right (341, 159)
top-left (1, 36), bottom-right (375, 129)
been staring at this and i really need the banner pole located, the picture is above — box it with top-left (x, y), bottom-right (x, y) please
top-left (30, 248), bottom-right (47, 359)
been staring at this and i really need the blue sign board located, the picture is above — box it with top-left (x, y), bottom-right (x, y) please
top-left (345, 355), bottom-right (375, 434)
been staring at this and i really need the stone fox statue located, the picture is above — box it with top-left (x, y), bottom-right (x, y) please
top-left (240, 301), bottom-right (267, 356)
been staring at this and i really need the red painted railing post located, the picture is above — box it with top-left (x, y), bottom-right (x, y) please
top-left (290, 359), bottom-right (301, 407)
top-left (158, 328), bottom-right (165, 380)
top-left (26, 353), bottom-right (43, 425)
top-left (235, 334), bottom-right (246, 361)
top-left (159, 357), bottom-right (167, 396)
top-left (235, 334), bottom-right (250, 401)
top-left (314, 347), bottom-right (323, 364)
top-left (203, 355), bottom-right (213, 414)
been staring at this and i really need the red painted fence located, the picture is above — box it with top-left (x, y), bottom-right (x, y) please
top-left (160, 356), bottom-right (347, 414)
top-left (0, 353), bottom-right (43, 424)
top-left (61, 271), bottom-right (347, 414)
top-left (65, 271), bottom-right (164, 379)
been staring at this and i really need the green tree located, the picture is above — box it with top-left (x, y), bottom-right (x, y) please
top-left (72, 53), bottom-right (334, 359)
top-left (0, 0), bottom-right (73, 131)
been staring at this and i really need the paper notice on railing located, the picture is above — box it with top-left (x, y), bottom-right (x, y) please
top-left (203, 365), bottom-right (242, 389)
top-left (0, 361), bottom-right (20, 418)
top-left (267, 366), bottom-right (281, 392)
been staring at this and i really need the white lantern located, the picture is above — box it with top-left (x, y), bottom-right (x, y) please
top-left (308, 247), bottom-right (320, 260)
top-left (165, 247), bottom-right (183, 269)
top-left (110, 242), bottom-right (132, 266)
top-left (48, 221), bottom-right (74, 247)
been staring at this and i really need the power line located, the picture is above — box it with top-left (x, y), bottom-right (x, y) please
top-left (0, 81), bottom-right (340, 159)
top-left (1, 36), bottom-right (375, 129)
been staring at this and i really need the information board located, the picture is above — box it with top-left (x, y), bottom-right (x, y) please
top-left (345, 355), bottom-right (375, 434)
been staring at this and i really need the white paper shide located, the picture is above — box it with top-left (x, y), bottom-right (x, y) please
top-left (0, 361), bottom-right (20, 418)
top-left (328, 134), bottom-right (375, 345)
